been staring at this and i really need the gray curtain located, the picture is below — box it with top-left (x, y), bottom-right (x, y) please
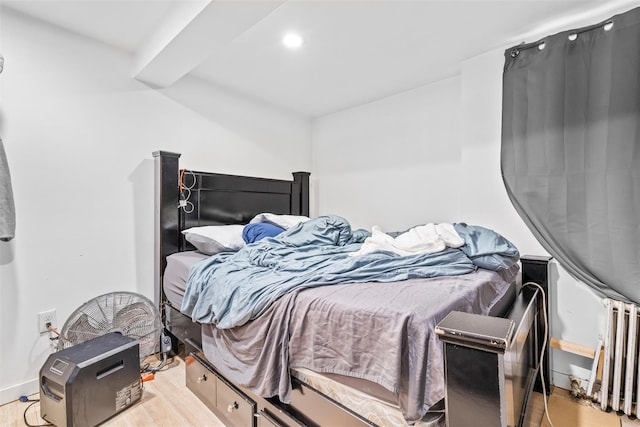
top-left (501, 7), bottom-right (640, 302)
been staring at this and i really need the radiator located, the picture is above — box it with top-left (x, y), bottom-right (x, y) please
top-left (598, 298), bottom-right (640, 415)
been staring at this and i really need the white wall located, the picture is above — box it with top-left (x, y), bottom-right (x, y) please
top-left (312, 77), bottom-right (462, 231)
top-left (0, 8), bottom-right (311, 403)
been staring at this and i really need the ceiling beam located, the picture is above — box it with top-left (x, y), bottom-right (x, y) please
top-left (132, 0), bottom-right (283, 88)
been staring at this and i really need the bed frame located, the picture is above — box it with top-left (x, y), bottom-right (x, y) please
top-left (153, 150), bottom-right (550, 427)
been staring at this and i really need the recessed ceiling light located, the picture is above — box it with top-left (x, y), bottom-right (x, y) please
top-left (282, 33), bottom-right (303, 49)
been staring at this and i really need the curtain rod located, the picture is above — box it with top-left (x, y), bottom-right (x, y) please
top-left (507, 6), bottom-right (637, 59)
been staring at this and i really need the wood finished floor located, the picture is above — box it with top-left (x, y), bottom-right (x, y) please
top-left (528, 388), bottom-right (640, 427)
top-left (2, 357), bottom-right (639, 427)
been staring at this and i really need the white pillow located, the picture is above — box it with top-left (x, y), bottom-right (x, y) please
top-left (182, 225), bottom-right (245, 255)
top-left (249, 213), bottom-right (310, 230)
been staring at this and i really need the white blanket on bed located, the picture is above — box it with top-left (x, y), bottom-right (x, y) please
top-left (351, 223), bottom-right (465, 257)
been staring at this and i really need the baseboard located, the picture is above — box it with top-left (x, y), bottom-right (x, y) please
top-left (0, 378), bottom-right (39, 405)
top-left (551, 370), bottom-right (590, 392)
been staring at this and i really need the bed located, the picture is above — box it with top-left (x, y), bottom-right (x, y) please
top-left (153, 151), bottom-right (549, 427)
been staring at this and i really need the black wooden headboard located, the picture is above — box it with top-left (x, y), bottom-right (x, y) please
top-left (152, 150), bottom-right (310, 310)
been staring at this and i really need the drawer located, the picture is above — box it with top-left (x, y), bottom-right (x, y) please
top-left (257, 405), bottom-right (307, 427)
top-left (186, 352), bottom-right (257, 427)
top-left (185, 354), bottom-right (216, 411)
top-left (216, 376), bottom-right (256, 427)
top-left (258, 409), bottom-right (285, 427)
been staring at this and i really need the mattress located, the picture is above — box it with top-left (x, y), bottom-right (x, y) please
top-left (163, 250), bottom-right (516, 317)
top-left (163, 250), bottom-right (516, 426)
top-left (163, 250), bottom-right (208, 308)
top-left (293, 368), bottom-right (445, 427)
top-left (162, 251), bottom-right (516, 316)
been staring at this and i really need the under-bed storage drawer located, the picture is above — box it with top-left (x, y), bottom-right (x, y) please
top-left (186, 353), bottom-right (257, 427)
top-left (217, 376), bottom-right (255, 427)
top-left (185, 355), bottom-right (217, 411)
top-left (258, 409), bottom-right (287, 427)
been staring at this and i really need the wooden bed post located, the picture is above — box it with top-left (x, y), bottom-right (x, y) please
top-left (153, 151), bottom-right (181, 317)
top-left (292, 172), bottom-right (310, 216)
top-left (521, 255), bottom-right (553, 395)
top-left (436, 311), bottom-right (517, 426)
top-left (436, 256), bottom-right (553, 427)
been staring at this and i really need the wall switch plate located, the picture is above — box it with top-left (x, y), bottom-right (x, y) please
top-left (38, 309), bottom-right (57, 333)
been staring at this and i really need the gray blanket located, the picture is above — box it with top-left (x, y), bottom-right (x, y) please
top-left (0, 138), bottom-right (15, 241)
top-left (201, 265), bottom-right (518, 423)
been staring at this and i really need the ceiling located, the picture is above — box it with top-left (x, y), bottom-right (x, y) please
top-left (3, 0), bottom-right (635, 117)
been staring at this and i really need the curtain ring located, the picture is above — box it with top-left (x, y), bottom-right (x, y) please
top-left (510, 49), bottom-right (520, 58)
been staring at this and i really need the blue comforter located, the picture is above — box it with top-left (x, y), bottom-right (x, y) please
top-left (181, 215), bottom-right (519, 329)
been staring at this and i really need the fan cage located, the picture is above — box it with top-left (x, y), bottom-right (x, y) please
top-left (58, 291), bottom-right (162, 361)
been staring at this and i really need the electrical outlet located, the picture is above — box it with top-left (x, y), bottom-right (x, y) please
top-left (161, 334), bottom-right (172, 353)
top-left (38, 309), bottom-right (57, 333)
